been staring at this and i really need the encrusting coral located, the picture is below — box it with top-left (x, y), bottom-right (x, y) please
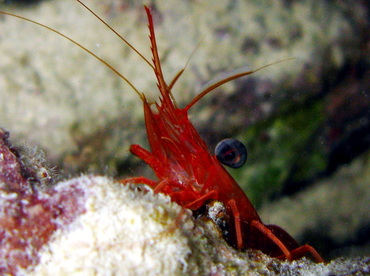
top-left (1, 128), bottom-right (369, 275)
top-left (0, 128), bottom-right (87, 275)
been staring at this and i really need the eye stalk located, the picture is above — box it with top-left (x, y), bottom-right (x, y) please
top-left (215, 138), bottom-right (248, 169)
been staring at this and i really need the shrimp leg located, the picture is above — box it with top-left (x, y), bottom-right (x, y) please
top-left (228, 199), bottom-right (244, 249)
top-left (119, 177), bottom-right (157, 188)
top-left (278, 245), bottom-right (324, 263)
top-left (250, 220), bottom-right (292, 260)
top-left (118, 144), bottom-right (163, 188)
top-left (129, 144), bottom-right (164, 173)
top-left (184, 190), bottom-right (218, 209)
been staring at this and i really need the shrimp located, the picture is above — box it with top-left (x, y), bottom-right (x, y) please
top-left (0, 0), bottom-right (323, 262)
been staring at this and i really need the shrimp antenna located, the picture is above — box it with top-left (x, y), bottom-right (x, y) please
top-left (168, 38), bottom-right (204, 90)
top-left (184, 58), bottom-right (295, 111)
top-left (75, 0), bottom-right (153, 70)
top-left (0, 6), bottom-right (145, 100)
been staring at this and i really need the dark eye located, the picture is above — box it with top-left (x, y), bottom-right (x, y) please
top-left (215, 138), bottom-right (248, 168)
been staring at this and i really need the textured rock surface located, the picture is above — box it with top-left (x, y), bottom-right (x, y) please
top-left (1, 128), bottom-right (369, 275)
top-left (259, 150), bottom-right (370, 260)
top-left (0, 128), bottom-right (87, 275)
top-left (0, 0), bottom-right (368, 271)
top-left (0, 0), bottom-right (367, 177)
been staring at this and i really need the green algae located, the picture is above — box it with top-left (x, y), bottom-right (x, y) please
top-left (229, 100), bottom-right (327, 207)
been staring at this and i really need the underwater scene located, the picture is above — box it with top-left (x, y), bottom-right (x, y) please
top-left (0, 0), bottom-right (368, 274)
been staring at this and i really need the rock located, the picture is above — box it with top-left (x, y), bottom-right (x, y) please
top-left (0, 0), bottom-right (367, 179)
top-left (1, 128), bottom-right (369, 275)
top-left (0, 0), bottom-right (369, 274)
top-left (259, 150), bottom-right (370, 259)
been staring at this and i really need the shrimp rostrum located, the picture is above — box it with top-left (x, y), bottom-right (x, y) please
top-left (0, 0), bottom-right (324, 262)
top-left (120, 6), bottom-right (323, 263)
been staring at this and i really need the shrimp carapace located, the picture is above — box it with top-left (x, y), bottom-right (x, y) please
top-left (120, 6), bottom-right (324, 262)
top-left (0, 1), bottom-right (323, 262)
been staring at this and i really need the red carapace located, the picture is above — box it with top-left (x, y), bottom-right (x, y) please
top-left (0, 0), bottom-right (323, 262)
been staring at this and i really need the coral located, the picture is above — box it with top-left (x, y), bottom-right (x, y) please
top-left (1, 128), bottom-right (369, 275)
top-left (0, 0), bottom-right (368, 273)
top-left (0, 128), bottom-right (86, 275)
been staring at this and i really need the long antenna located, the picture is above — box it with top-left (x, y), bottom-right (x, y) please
top-left (184, 58), bottom-right (294, 111)
top-left (76, 0), bottom-right (154, 70)
top-left (0, 7), bottom-right (145, 100)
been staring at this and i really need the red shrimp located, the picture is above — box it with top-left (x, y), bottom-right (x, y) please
top-left (120, 6), bottom-right (323, 263)
top-left (0, 1), bottom-right (323, 262)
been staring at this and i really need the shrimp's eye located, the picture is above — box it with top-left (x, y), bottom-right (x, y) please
top-left (215, 138), bottom-right (248, 169)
